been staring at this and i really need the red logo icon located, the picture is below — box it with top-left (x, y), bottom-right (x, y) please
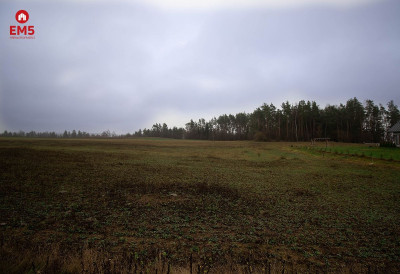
top-left (10, 10), bottom-right (35, 38)
top-left (15, 10), bottom-right (29, 24)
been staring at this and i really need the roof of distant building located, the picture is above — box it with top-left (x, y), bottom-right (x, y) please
top-left (388, 121), bottom-right (400, 133)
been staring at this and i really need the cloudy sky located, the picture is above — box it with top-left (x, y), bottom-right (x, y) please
top-left (1, 0), bottom-right (399, 133)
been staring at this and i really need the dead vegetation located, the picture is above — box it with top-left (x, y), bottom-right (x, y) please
top-left (0, 138), bottom-right (399, 273)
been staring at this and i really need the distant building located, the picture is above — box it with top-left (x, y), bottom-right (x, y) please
top-left (388, 121), bottom-right (400, 147)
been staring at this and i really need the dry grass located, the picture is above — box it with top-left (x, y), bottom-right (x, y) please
top-left (1, 138), bottom-right (399, 273)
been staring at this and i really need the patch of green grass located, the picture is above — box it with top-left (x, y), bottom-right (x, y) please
top-left (302, 142), bottom-right (400, 161)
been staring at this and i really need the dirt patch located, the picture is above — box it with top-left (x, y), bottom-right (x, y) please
top-left (135, 193), bottom-right (189, 206)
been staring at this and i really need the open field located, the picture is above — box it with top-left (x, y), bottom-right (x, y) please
top-left (0, 138), bottom-right (400, 273)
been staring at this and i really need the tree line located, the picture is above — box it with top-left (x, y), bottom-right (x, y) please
top-left (1, 98), bottom-right (399, 143)
top-left (135, 98), bottom-right (400, 143)
top-left (0, 130), bottom-right (119, 139)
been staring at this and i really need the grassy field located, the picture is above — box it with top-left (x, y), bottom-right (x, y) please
top-left (301, 142), bottom-right (400, 161)
top-left (0, 138), bottom-right (399, 273)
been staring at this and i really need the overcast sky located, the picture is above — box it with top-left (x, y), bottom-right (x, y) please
top-left (1, 0), bottom-right (399, 133)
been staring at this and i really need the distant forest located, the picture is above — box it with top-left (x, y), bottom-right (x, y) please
top-left (2, 98), bottom-right (400, 143)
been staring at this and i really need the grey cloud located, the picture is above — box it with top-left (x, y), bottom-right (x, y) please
top-left (0, 0), bottom-right (399, 133)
